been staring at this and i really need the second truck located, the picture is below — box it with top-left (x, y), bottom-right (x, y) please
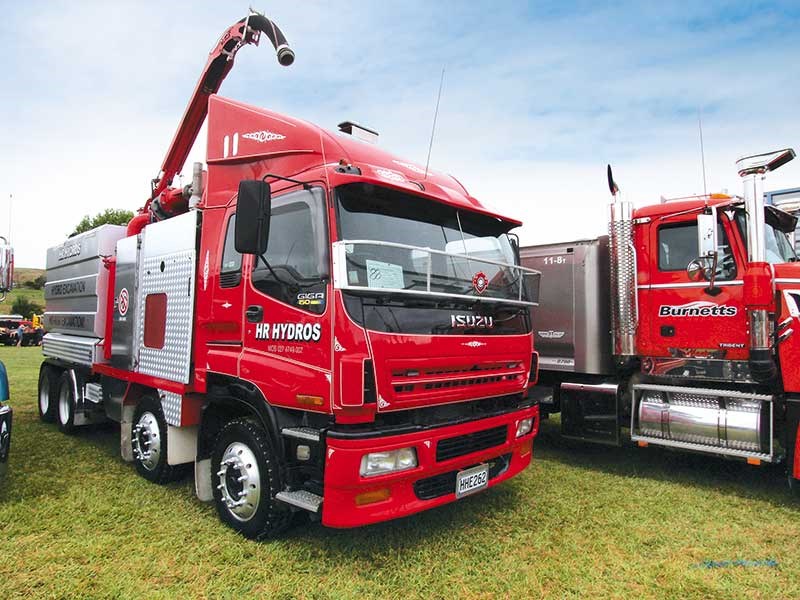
top-left (38, 13), bottom-right (541, 538)
top-left (523, 148), bottom-right (800, 489)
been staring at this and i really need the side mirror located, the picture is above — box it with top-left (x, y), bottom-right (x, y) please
top-left (686, 259), bottom-right (708, 282)
top-left (697, 212), bottom-right (717, 259)
top-left (507, 233), bottom-right (521, 265)
top-left (235, 180), bottom-right (271, 255)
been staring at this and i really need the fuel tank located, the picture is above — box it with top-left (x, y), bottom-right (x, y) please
top-left (632, 383), bottom-right (772, 459)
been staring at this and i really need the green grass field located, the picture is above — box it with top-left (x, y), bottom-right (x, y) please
top-left (1, 346), bottom-right (799, 598)
top-left (3, 268), bottom-right (45, 315)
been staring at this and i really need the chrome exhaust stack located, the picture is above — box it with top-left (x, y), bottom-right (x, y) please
top-left (736, 148), bottom-right (795, 382)
top-left (189, 162), bottom-right (203, 209)
top-left (607, 165), bottom-right (637, 358)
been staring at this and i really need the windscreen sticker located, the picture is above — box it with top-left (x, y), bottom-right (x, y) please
top-left (365, 259), bottom-right (404, 289)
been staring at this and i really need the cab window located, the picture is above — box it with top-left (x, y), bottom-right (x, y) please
top-left (251, 187), bottom-right (328, 314)
top-left (658, 220), bottom-right (736, 280)
top-left (220, 214), bottom-right (242, 288)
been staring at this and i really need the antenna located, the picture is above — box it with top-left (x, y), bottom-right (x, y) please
top-left (698, 109), bottom-right (708, 196)
top-left (424, 66), bottom-right (446, 180)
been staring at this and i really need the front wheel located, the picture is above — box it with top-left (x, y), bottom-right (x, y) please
top-left (211, 418), bottom-right (291, 540)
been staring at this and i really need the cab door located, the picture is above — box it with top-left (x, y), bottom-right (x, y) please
top-left (643, 213), bottom-right (748, 367)
top-left (202, 206), bottom-right (246, 376)
top-left (239, 186), bottom-right (333, 410)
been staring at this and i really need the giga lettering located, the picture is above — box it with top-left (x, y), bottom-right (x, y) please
top-left (255, 322), bottom-right (322, 342)
top-left (658, 302), bottom-right (737, 317)
top-left (297, 292), bottom-right (325, 306)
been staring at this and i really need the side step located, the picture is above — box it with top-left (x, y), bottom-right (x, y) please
top-left (276, 489), bottom-right (323, 513)
top-left (281, 427), bottom-right (320, 443)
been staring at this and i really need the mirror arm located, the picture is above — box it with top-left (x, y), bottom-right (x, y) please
top-left (263, 173), bottom-right (311, 191)
top-left (704, 252), bottom-right (722, 296)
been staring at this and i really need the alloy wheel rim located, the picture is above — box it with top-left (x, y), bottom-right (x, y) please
top-left (216, 442), bottom-right (261, 522)
top-left (132, 412), bottom-right (162, 471)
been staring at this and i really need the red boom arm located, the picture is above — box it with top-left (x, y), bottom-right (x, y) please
top-left (144, 12), bottom-right (294, 218)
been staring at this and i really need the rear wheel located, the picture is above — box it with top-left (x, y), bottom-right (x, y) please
top-left (56, 371), bottom-right (77, 434)
top-left (211, 418), bottom-right (291, 540)
top-left (38, 365), bottom-right (59, 423)
top-left (131, 395), bottom-right (186, 484)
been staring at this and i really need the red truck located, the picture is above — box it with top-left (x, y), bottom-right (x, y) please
top-left (38, 13), bottom-right (541, 539)
top-left (522, 149), bottom-right (800, 490)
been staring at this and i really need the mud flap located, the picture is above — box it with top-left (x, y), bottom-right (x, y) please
top-left (195, 458), bottom-right (213, 502)
top-left (560, 381), bottom-right (621, 445)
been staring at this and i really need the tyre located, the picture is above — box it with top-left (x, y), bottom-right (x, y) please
top-left (131, 395), bottom-right (186, 484)
top-left (211, 418), bottom-right (291, 540)
top-left (56, 371), bottom-right (78, 434)
top-left (38, 365), bottom-right (59, 423)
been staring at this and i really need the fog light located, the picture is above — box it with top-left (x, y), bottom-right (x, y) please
top-left (359, 447), bottom-right (418, 477)
top-left (519, 438), bottom-right (533, 457)
top-left (516, 417), bottom-right (533, 438)
top-left (296, 445), bottom-right (311, 461)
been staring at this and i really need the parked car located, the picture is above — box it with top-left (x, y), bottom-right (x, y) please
top-left (0, 361), bottom-right (10, 480)
top-left (0, 315), bottom-right (23, 346)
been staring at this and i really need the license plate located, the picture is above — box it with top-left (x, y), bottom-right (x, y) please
top-left (455, 463), bottom-right (489, 498)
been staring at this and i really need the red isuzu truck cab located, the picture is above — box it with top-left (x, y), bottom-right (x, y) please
top-left (37, 13), bottom-right (541, 538)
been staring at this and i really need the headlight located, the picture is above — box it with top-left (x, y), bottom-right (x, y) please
top-left (359, 447), bottom-right (418, 477)
top-left (516, 417), bottom-right (533, 438)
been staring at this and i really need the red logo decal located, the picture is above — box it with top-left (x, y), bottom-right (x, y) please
top-left (472, 272), bottom-right (488, 294)
top-left (118, 288), bottom-right (129, 316)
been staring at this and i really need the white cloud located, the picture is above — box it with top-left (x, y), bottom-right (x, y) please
top-left (0, 1), bottom-right (798, 268)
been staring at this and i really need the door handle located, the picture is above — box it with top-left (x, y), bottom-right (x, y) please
top-left (246, 305), bottom-right (263, 323)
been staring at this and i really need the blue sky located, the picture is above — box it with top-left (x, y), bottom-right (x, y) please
top-left (1, 1), bottom-right (799, 267)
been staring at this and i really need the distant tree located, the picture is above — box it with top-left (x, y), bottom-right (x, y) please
top-left (11, 296), bottom-right (44, 319)
top-left (23, 275), bottom-right (46, 289)
top-left (71, 209), bottom-right (134, 237)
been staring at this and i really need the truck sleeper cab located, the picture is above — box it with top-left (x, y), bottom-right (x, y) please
top-left (39, 91), bottom-right (541, 539)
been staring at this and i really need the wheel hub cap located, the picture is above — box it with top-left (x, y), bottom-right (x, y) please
top-left (132, 412), bottom-right (161, 471)
top-left (217, 442), bottom-right (261, 521)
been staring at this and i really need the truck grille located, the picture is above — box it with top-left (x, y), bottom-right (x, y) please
top-left (391, 362), bottom-right (525, 396)
top-left (436, 425), bottom-right (507, 462)
top-left (413, 454), bottom-right (511, 500)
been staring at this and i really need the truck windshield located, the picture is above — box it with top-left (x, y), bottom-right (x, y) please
top-left (335, 183), bottom-right (538, 305)
top-left (735, 210), bottom-right (797, 264)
